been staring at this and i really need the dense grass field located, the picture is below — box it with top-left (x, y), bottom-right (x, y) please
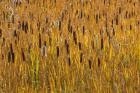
top-left (0, 0), bottom-right (140, 93)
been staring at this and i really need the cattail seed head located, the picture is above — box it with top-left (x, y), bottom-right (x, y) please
top-left (56, 46), bottom-right (59, 57)
top-left (0, 28), bottom-right (2, 38)
top-left (78, 42), bottom-right (82, 50)
top-left (73, 31), bottom-right (77, 45)
top-left (21, 48), bottom-right (25, 61)
top-left (39, 33), bottom-right (41, 48)
top-left (65, 39), bottom-right (69, 55)
top-left (88, 59), bottom-right (92, 69)
top-left (68, 57), bottom-right (71, 66)
top-left (80, 53), bottom-right (83, 63)
top-left (98, 58), bottom-right (101, 67)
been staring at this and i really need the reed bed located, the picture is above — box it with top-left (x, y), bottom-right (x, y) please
top-left (0, 0), bottom-right (140, 93)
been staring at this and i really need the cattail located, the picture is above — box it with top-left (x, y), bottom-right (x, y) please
top-left (65, 40), bottom-right (69, 55)
top-left (3, 11), bottom-right (5, 21)
top-left (61, 12), bottom-right (64, 21)
top-left (85, 0), bottom-right (88, 5)
top-left (119, 7), bottom-right (122, 14)
top-left (45, 17), bottom-right (48, 24)
top-left (28, 44), bottom-right (32, 54)
top-left (68, 19), bottom-right (72, 33)
top-left (73, 31), bottom-right (77, 44)
top-left (45, 17), bottom-right (49, 24)
top-left (116, 15), bottom-right (118, 25)
top-left (30, 24), bottom-right (33, 34)
top-left (8, 22), bottom-right (11, 28)
top-left (24, 22), bottom-right (28, 33)
top-left (79, 10), bottom-right (83, 19)
top-left (39, 33), bottom-right (41, 48)
top-left (10, 43), bottom-right (13, 53)
top-left (98, 13), bottom-right (101, 19)
top-left (88, 59), bottom-right (92, 69)
top-left (15, 39), bottom-right (17, 45)
top-left (13, 30), bottom-right (17, 37)
top-left (121, 25), bottom-right (123, 30)
top-left (68, 57), bottom-right (71, 66)
top-left (22, 21), bottom-right (25, 31)
top-left (128, 12), bottom-right (131, 19)
top-left (111, 20), bottom-right (114, 26)
top-left (82, 26), bottom-right (85, 35)
top-left (8, 43), bottom-right (15, 63)
top-left (18, 21), bottom-right (21, 29)
top-left (49, 37), bottom-right (52, 46)
top-left (137, 21), bottom-right (139, 26)
top-left (112, 28), bottom-right (115, 36)
top-left (23, 21), bottom-right (27, 31)
top-left (2, 54), bottom-right (4, 60)
top-left (125, 11), bottom-right (128, 19)
top-left (96, 14), bottom-right (98, 24)
top-left (78, 42), bottom-right (82, 50)
top-left (91, 40), bottom-right (94, 49)
top-left (80, 53), bottom-right (83, 63)
top-left (11, 50), bottom-right (15, 63)
top-left (11, 15), bottom-right (14, 24)
top-left (69, 25), bottom-right (73, 33)
top-left (56, 46), bottom-right (59, 57)
top-left (133, 2), bottom-right (136, 6)
top-left (44, 41), bottom-right (47, 46)
top-left (100, 30), bottom-right (104, 50)
top-left (75, 10), bottom-right (78, 16)
top-left (58, 21), bottom-right (61, 31)
top-left (8, 52), bottom-right (11, 63)
top-left (130, 24), bottom-right (132, 30)
top-left (101, 38), bottom-right (103, 50)
top-left (103, 0), bottom-right (106, 4)
top-left (21, 48), bottom-right (25, 61)
top-left (0, 28), bottom-right (2, 38)
top-left (98, 58), bottom-right (100, 67)
top-left (37, 21), bottom-right (40, 31)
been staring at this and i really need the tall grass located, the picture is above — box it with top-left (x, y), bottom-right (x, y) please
top-left (0, 0), bottom-right (139, 93)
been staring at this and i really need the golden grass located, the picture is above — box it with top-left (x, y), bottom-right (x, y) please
top-left (0, 0), bottom-right (140, 93)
